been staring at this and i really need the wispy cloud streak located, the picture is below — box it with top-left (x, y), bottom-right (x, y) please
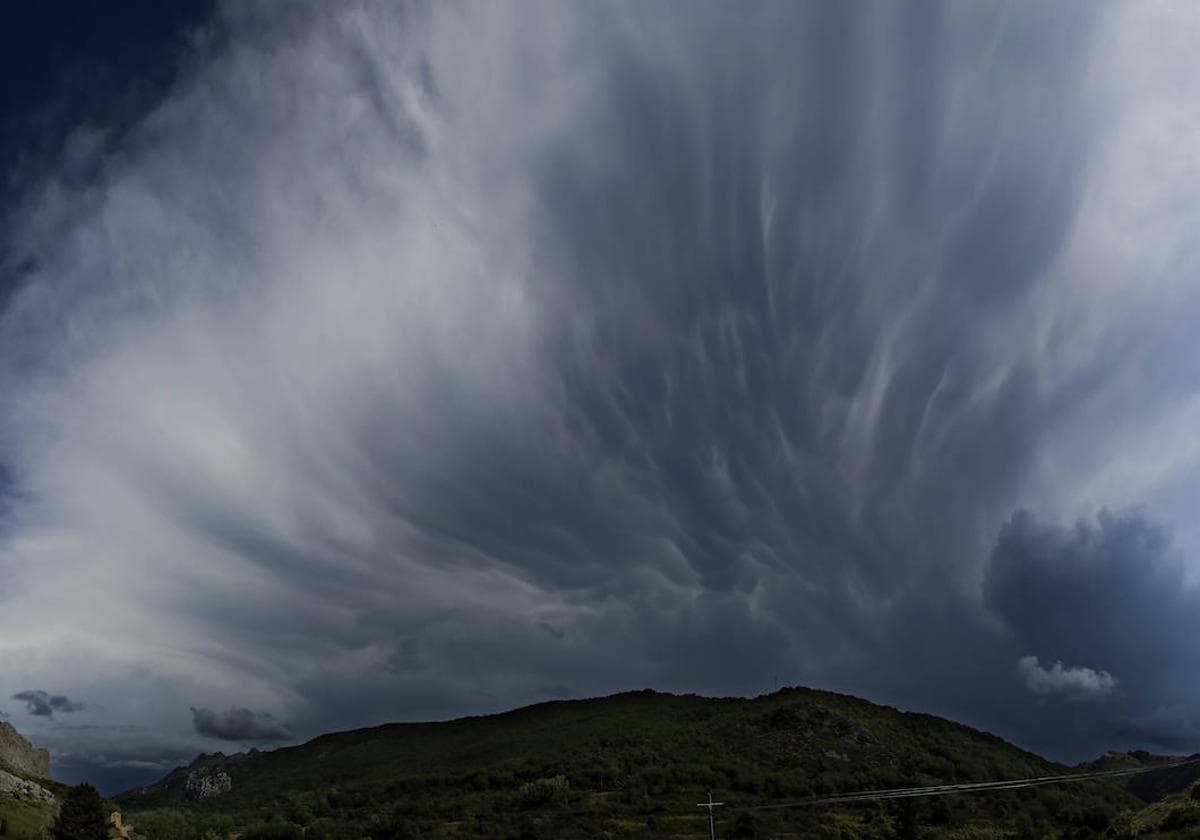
top-left (0, 1), bottom-right (1199, 784)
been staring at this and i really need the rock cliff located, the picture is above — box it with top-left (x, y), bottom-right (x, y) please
top-left (184, 769), bottom-right (232, 801)
top-left (0, 767), bottom-right (54, 802)
top-left (0, 721), bottom-right (50, 778)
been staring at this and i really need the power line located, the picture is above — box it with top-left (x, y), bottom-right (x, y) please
top-left (305, 753), bottom-right (1200, 835)
top-left (731, 755), bottom-right (1200, 812)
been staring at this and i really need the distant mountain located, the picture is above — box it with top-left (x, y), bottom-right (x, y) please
top-left (1087, 751), bottom-right (1200, 804)
top-left (1127, 758), bottom-right (1200, 804)
top-left (135, 748), bottom-right (262, 804)
top-left (116, 687), bottom-right (1145, 839)
top-left (1077, 750), bottom-right (1178, 774)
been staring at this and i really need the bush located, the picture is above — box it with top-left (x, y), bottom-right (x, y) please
top-left (517, 776), bottom-right (569, 808)
top-left (240, 823), bottom-right (304, 840)
top-left (53, 784), bottom-right (109, 840)
top-left (1161, 805), bottom-right (1200, 830)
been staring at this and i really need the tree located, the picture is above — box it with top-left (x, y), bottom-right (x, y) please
top-left (240, 823), bottom-right (304, 840)
top-left (893, 798), bottom-right (918, 840)
top-left (53, 784), bottom-right (109, 840)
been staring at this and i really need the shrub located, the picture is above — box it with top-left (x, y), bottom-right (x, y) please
top-left (52, 784), bottom-right (108, 840)
top-left (240, 823), bottom-right (304, 840)
top-left (1161, 805), bottom-right (1200, 830)
top-left (517, 776), bottom-right (569, 808)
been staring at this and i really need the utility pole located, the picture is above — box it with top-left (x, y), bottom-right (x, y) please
top-left (697, 791), bottom-right (723, 840)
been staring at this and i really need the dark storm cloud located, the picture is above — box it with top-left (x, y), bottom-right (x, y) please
top-left (2, 0), bottom-right (1200, 777)
top-left (987, 510), bottom-right (1200, 696)
top-left (35, 724), bottom-right (199, 796)
top-left (345, 0), bottom-right (1108, 714)
top-left (191, 707), bottom-right (291, 742)
top-left (985, 509), bottom-right (1200, 751)
top-left (13, 690), bottom-right (84, 717)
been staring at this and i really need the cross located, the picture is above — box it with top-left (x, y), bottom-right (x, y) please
top-left (697, 790), bottom-right (724, 840)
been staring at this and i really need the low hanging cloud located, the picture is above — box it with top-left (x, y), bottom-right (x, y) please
top-left (12, 690), bottom-right (84, 717)
top-left (190, 707), bottom-right (291, 742)
top-left (1017, 656), bottom-right (1117, 701)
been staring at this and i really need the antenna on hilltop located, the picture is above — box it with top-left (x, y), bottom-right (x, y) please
top-left (697, 791), bottom-right (723, 840)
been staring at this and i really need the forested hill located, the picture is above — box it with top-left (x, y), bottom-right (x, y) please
top-left (117, 687), bottom-right (1142, 839)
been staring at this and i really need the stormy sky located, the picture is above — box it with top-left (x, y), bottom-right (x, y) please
top-left (2, 1), bottom-right (1200, 795)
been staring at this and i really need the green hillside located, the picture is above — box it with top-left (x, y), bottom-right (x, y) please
top-left (0, 759), bottom-right (65, 840)
top-left (1107, 781), bottom-right (1200, 838)
top-left (114, 688), bottom-right (1142, 839)
top-left (0, 796), bottom-right (55, 840)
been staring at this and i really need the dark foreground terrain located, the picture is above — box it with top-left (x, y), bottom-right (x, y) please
top-left (112, 687), bottom-right (1169, 839)
top-left (6, 687), bottom-right (1199, 839)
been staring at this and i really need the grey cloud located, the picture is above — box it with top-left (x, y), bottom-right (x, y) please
top-left (985, 510), bottom-right (1200, 754)
top-left (1017, 656), bottom-right (1117, 701)
top-left (382, 638), bottom-right (427, 674)
top-left (0, 0), bottom-right (1198, 777)
top-left (13, 690), bottom-right (84, 717)
top-left (986, 510), bottom-right (1200, 695)
top-left (33, 718), bottom-right (206, 796)
top-left (191, 707), bottom-right (291, 742)
top-left (1112, 706), bottom-right (1200, 754)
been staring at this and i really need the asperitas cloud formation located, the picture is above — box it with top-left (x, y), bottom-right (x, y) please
top-left (1, 1), bottom-right (1199, 793)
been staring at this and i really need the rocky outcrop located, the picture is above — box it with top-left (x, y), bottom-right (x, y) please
top-left (184, 768), bottom-right (232, 801)
top-left (0, 721), bottom-right (50, 778)
top-left (761, 701), bottom-right (881, 748)
top-left (0, 767), bottom-right (54, 802)
top-left (129, 749), bottom-right (256, 799)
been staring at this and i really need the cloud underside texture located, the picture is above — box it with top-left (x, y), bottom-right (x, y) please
top-left (12, 690), bottom-right (83, 717)
top-left (191, 706), bottom-right (290, 742)
top-left (2, 0), bottom-right (1200, 776)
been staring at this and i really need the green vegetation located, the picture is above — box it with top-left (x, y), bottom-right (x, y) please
top-left (1108, 781), bottom-right (1200, 839)
top-left (0, 758), bottom-right (66, 840)
top-left (109, 688), bottom-right (1141, 839)
top-left (0, 795), bottom-right (56, 840)
top-left (51, 785), bottom-right (108, 840)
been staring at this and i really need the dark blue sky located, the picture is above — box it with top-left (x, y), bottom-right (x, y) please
top-left (0, 3), bottom-right (213, 210)
top-left (2, 1), bottom-right (1200, 797)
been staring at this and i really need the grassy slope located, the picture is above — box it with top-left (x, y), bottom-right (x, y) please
top-left (1108, 782), bottom-right (1200, 838)
top-left (0, 759), bottom-right (64, 840)
top-left (116, 687), bottom-right (1142, 839)
top-left (0, 797), bottom-right (54, 840)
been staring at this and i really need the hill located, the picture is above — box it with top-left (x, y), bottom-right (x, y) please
top-left (1077, 750), bottom-right (1200, 803)
top-left (1108, 781), bottom-right (1200, 838)
top-left (0, 724), bottom-right (62, 840)
top-left (116, 687), bottom-right (1143, 839)
top-left (1124, 754), bottom-right (1200, 803)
